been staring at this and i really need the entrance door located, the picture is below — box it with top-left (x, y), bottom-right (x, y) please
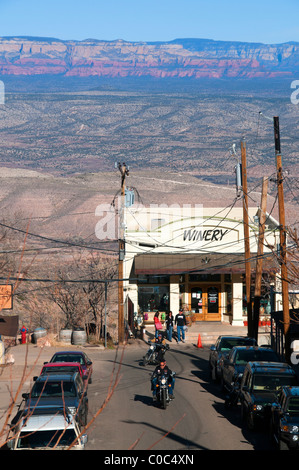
top-left (207, 286), bottom-right (220, 321)
top-left (191, 287), bottom-right (203, 315)
top-left (190, 285), bottom-right (221, 321)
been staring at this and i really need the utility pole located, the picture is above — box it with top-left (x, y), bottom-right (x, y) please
top-left (273, 117), bottom-right (290, 360)
top-left (252, 177), bottom-right (268, 341)
top-left (241, 139), bottom-right (253, 338)
top-left (117, 162), bottom-right (129, 344)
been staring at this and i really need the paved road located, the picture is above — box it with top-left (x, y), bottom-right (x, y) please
top-left (0, 340), bottom-right (275, 452)
top-left (84, 341), bottom-right (274, 451)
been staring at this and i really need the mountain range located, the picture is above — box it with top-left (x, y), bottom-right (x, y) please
top-left (0, 36), bottom-right (299, 79)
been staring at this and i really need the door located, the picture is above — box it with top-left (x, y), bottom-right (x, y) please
top-left (191, 287), bottom-right (203, 315)
top-left (207, 286), bottom-right (220, 320)
top-left (190, 285), bottom-right (221, 321)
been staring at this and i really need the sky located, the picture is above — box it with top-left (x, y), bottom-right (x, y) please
top-left (0, 0), bottom-right (299, 45)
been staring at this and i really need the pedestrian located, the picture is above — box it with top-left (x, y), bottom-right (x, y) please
top-left (154, 311), bottom-right (162, 339)
top-left (166, 311), bottom-right (174, 342)
top-left (175, 309), bottom-right (187, 343)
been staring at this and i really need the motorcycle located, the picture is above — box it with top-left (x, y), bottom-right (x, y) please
top-left (155, 372), bottom-right (175, 409)
top-left (143, 341), bottom-right (169, 366)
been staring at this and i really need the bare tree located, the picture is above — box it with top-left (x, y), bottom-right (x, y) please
top-left (47, 250), bottom-right (117, 337)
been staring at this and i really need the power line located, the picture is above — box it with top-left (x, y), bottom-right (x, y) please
top-left (0, 221), bottom-right (118, 254)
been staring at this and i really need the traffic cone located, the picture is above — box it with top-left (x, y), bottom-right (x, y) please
top-left (197, 334), bottom-right (203, 348)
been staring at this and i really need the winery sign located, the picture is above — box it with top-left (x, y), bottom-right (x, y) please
top-left (182, 228), bottom-right (230, 243)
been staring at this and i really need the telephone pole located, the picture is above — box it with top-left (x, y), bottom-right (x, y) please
top-left (273, 117), bottom-right (290, 360)
top-left (241, 139), bottom-right (253, 338)
top-left (117, 162), bottom-right (129, 344)
top-left (252, 177), bottom-right (268, 341)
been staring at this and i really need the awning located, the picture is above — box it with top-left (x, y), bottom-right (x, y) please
top-left (134, 253), bottom-right (279, 275)
top-left (0, 315), bottom-right (19, 337)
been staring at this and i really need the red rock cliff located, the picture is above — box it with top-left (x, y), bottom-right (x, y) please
top-left (0, 37), bottom-right (298, 78)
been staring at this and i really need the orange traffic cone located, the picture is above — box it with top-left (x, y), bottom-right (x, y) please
top-left (197, 334), bottom-right (203, 348)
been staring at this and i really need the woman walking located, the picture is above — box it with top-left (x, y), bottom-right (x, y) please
top-left (154, 311), bottom-right (162, 339)
top-left (166, 311), bottom-right (174, 342)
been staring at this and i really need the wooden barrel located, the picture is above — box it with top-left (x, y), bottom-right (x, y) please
top-left (59, 328), bottom-right (73, 344)
top-left (32, 327), bottom-right (47, 344)
top-left (72, 328), bottom-right (87, 345)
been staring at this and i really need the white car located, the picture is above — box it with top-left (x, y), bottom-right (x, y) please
top-left (7, 407), bottom-right (88, 450)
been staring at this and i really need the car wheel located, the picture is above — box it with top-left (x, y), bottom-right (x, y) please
top-left (240, 403), bottom-right (246, 423)
top-left (246, 411), bottom-right (256, 431)
top-left (220, 375), bottom-right (226, 392)
top-left (279, 439), bottom-right (289, 451)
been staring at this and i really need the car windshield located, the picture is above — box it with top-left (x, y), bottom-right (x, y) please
top-left (17, 429), bottom-right (77, 449)
top-left (43, 366), bottom-right (79, 374)
top-left (252, 375), bottom-right (298, 392)
top-left (235, 349), bottom-right (279, 365)
top-left (31, 381), bottom-right (77, 398)
top-left (287, 397), bottom-right (299, 413)
top-left (52, 355), bottom-right (85, 365)
top-left (219, 338), bottom-right (255, 351)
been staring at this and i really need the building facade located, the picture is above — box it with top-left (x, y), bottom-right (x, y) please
top-left (123, 203), bottom-right (280, 326)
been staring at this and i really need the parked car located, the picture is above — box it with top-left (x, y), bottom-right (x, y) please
top-left (209, 335), bottom-right (257, 381)
top-left (239, 362), bottom-right (298, 431)
top-left (22, 372), bottom-right (88, 426)
top-left (7, 407), bottom-right (88, 450)
top-left (270, 386), bottom-right (299, 450)
top-left (39, 362), bottom-right (87, 383)
top-left (220, 346), bottom-right (281, 393)
top-left (48, 351), bottom-right (93, 384)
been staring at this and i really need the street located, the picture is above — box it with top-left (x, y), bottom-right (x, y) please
top-left (84, 341), bottom-right (274, 451)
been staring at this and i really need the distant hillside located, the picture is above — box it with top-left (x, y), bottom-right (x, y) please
top-left (0, 36), bottom-right (299, 79)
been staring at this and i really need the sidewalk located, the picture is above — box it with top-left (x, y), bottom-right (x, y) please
top-left (143, 321), bottom-right (272, 347)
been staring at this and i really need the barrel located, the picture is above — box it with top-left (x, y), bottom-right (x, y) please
top-left (59, 328), bottom-right (73, 344)
top-left (32, 327), bottom-right (47, 344)
top-left (72, 328), bottom-right (87, 345)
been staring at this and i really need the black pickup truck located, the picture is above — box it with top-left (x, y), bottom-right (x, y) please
top-left (239, 362), bottom-right (298, 431)
top-left (220, 346), bottom-right (281, 393)
top-left (270, 386), bottom-right (299, 450)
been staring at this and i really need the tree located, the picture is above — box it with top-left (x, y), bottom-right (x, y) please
top-left (48, 250), bottom-right (117, 337)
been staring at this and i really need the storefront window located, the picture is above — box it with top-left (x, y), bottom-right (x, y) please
top-left (138, 286), bottom-right (170, 312)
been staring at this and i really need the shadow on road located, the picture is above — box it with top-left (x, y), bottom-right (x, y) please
top-left (133, 394), bottom-right (155, 407)
top-left (121, 418), bottom-right (207, 450)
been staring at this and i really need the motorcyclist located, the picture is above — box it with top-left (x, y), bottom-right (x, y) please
top-left (151, 359), bottom-right (175, 401)
top-left (150, 332), bottom-right (168, 362)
